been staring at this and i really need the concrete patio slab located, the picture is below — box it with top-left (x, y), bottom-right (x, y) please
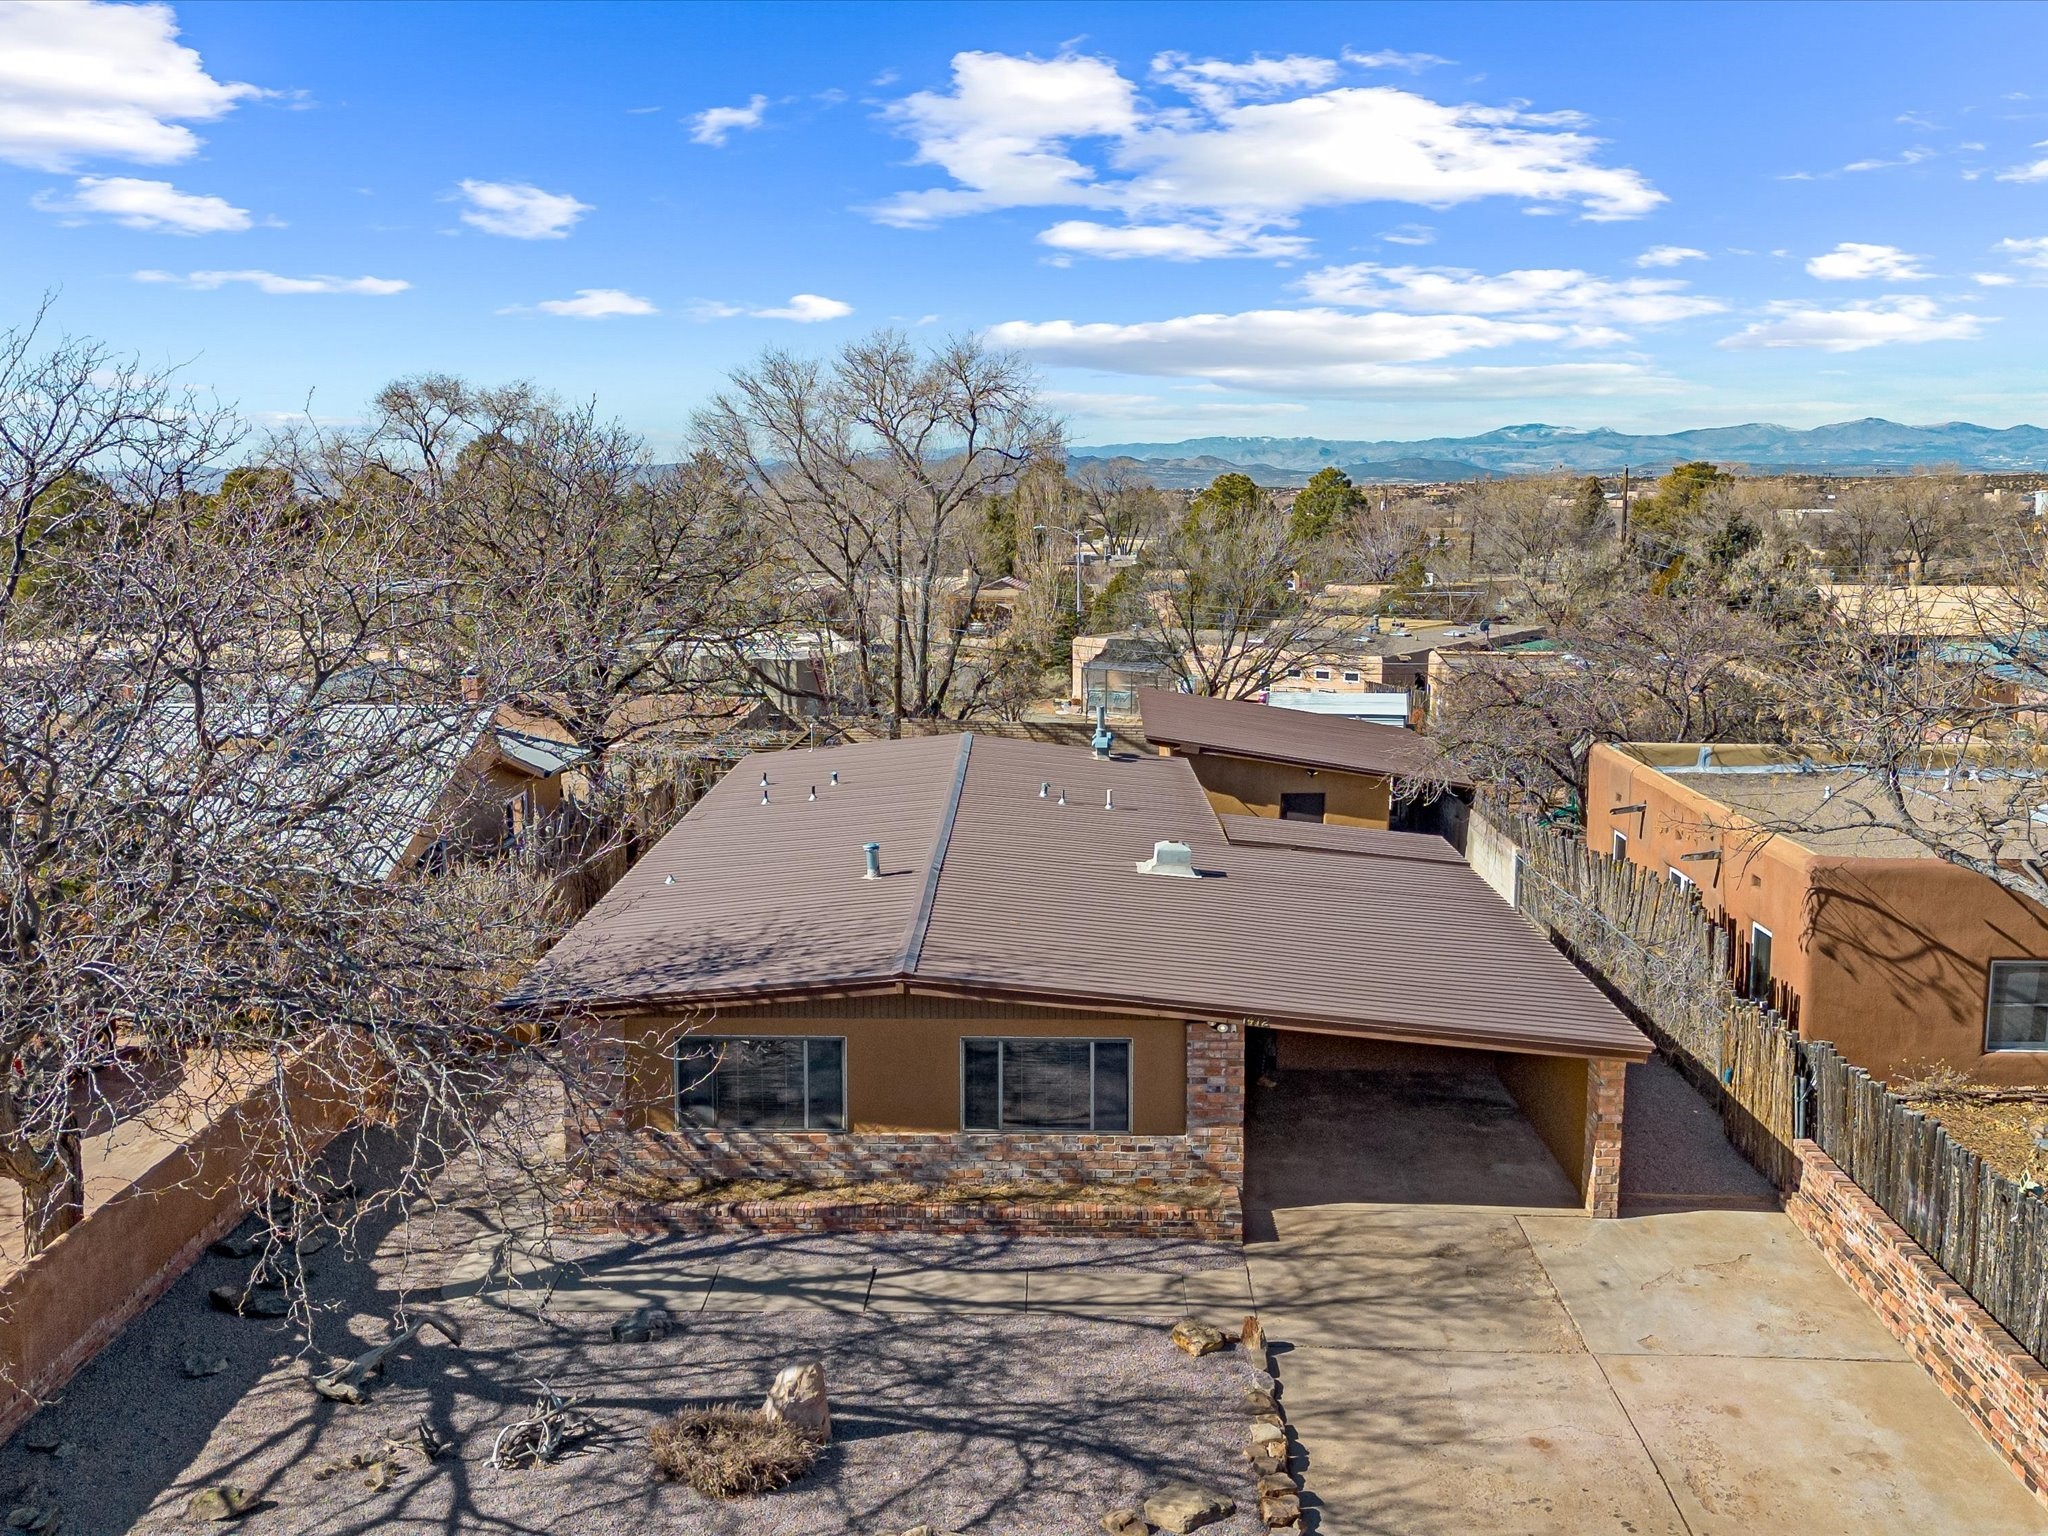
top-left (700, 1264), bottom-right (875, 1313)
top-left (1282, 1343), bottom-right (1691, 1536)
top-left (1026, 1269), bottom-right (1186, 1316)
top-left (866, 1266), bottom-right (1029, 1311)
top-left (1182, 1265), bottom-right (1257, 1326)
top-left (1250, 1210), bottom-right (1583, 1355)
top-left (1523, 1209), bottom-right (1905, 1360)
top-left (1603, 1353), bottom-right (2048, 1535)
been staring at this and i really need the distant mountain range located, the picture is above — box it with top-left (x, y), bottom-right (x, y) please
top-left (1068, 419), bottom-right (2048, 487)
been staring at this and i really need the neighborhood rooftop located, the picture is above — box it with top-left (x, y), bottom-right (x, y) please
top-left (514, 733), bottom-right (1647, 1061)
top-left (1136, 687), bottom-right (1473, 787)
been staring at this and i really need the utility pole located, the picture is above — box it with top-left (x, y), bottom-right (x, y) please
top-left (1619, 464), bottom-right (1631, 545)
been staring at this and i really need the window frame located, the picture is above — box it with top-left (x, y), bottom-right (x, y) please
top-left (1667, 864), bottom-right (1698, 897)
top-left (959, 1036), bottom-right (1134, 1132)
top-left (1747, 922), bottom-right (1774, 1002)
top-left (1985, 960), bottom-right (2048, 1052)
top-left (673, 1034), bottom-right (848, 1131)
top-left (1611, 829), bottom-right (1628, 860)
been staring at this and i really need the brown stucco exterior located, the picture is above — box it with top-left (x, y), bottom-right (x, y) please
top-left (608, 995), bottom-right (1190, 1135)
top-left (1586, 742), bottom-right (2048, 1085)
top-left (1158, 746), bottom-right (1394, 829)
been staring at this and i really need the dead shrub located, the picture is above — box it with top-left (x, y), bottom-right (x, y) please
top-left (648, 1406), bottom-right (818, 1497)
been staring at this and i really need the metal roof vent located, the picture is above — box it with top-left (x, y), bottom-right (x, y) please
top-left (1135, 840), bottom-right (1198, 878)
top-left (862, 842), bottom-right (881, 879)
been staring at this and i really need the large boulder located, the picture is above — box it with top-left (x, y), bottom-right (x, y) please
top-left (761, 1361), bottom-right (831, 1443)
top-left (1143, 1483), bottom-right (1235, 1534)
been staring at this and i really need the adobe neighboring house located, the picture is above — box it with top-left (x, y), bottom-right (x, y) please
top-left (1137, 687), bottom-right (1471, 831)
top-left (1586, 741), bottom-right (2048, 1086)
top-left (513, 734), bottom-right (1649, 1234)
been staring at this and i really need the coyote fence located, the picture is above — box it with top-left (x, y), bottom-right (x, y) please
top-left (1479, 801), bottom-right (2048, 1369)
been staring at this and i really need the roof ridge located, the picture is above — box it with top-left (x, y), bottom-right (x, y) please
top-left (896, 731), bottom-right (972, 977)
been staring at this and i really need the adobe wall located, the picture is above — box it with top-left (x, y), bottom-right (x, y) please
top-left (1492, 1052), bottom-right (1625, 1217)
top-left (0, 1053), bottom-right (360, 1442)
top-left (1585, 743), bottom-right (2048, 1086)
top-left (1176, 750), bottom-right (1392, 829)
top-left (1788, 1139), bottom-right (2048, 1504)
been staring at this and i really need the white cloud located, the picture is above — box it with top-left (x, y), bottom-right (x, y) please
top-left (870, 49), bottom-right (1661, 256)
top-left (986, 307), bottom-right (1668, 395)
top-left (133, 269), bottom-right (408, 295)
top-left (752, 293), bottom-right (852, 322)
top-left (1297, 262), bottom-right (1724, 328)
top-left (523, 288), bottom-right (657, 319)
top-left (455, 180), bottom-right (589, 239)
top-left (998, 311), bottom-right (1657, 397)
top-left (1149, 52), bottom-right (1339, 112)
top-left (1805, 242), bottom-right (1929, 281)
top-left (32, 174), bottom-right (249, 233)
top-left (693, 293), bottom-right (852, 323)
top-left (1975, 273), bottom-right (2018, 287)
top-left (1038, 219), bottom-right (1309, 260)
top-left (1342, 48), bottom-right (1453, 73)
top-left (1045, 390), bottom-right (1312, 423)
top-left (1997, 145), bottom-right (2048, 183)
top-left (1636, 244), bottom-right (1707, 268)
top-left (1995, 236), bottom-right (2048, 270)
top-left (0, 0), bottom-right (261, 170)
top-left (1379, 222), bottom-right (1434, 245)
top-left (1719, 296), bottom-right (1986, 352)
top-left (689, 94), bottom-right (768, 147)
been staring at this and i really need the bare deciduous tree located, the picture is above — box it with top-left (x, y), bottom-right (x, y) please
top-left (694, 332), bottom-right (1063, 730)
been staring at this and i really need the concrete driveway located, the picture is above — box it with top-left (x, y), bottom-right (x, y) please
top-left (1246, 1063), bottom-right (2048, 1535)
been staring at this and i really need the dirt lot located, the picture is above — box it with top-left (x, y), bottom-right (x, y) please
top-left (0, 1154), bottom-right (1264, 1536)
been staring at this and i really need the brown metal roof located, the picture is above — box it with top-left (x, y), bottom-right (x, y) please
top-left (514, 734), bottom-right (1647, 1061)
top-left (1218, 815), bottom-right (1466, 864)
top-left (1137, 688), bottom-right (1472, 787)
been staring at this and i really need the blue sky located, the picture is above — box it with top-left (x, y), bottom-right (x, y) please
top-left (5, 0), bottom-right (2048, 451)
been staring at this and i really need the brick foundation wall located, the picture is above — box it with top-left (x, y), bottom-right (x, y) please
top-left (1787, 1138), bottom-right (2048, 1503)
top-left (567, 1019), bottom-right (1247, 1240)
top-left (1582, 1058), bottom-right (1625, 1218)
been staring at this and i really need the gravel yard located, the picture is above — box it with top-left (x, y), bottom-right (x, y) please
top-left (0, 1178), bottom-right (1265, 1535)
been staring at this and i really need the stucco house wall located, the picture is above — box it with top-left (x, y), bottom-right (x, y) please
top-left (1165, 748), bottom-right (1393, 829)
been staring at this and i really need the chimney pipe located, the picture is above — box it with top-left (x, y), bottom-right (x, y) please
top-left (862, 842), bottom-right (881, 879)
top-left (830, 771), bottom-right (841, 788)
top-left (460, 668), bottom-right (482, 706)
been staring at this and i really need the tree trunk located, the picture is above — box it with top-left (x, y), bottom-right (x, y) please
top-left (21, 1133), bottom-right (83, 1256)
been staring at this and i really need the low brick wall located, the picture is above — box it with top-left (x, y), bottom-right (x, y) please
top-left (1582, 1058), bottom-right (1625, 1218)
top-left (571, 1021), bottom-right (1247, 1240)
top-left (557, 1189), bottom-right (1240, 1242)
top-left (1787, 1138), bottom-right (2048, 1502)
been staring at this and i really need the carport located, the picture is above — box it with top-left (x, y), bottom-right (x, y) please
top-left (1245, 1029), bottom-right (1634, 1217)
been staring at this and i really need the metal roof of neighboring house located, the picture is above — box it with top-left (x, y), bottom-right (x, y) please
top-left (1137, 687), bottom-right (1471, 787)
top-left (1217, 815), bottom-right (1467, 864)
top-left (513, 733), bottom-right (1648, 1061)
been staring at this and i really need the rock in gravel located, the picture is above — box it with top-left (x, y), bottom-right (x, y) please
top-left (182, 1349), bottom-right (230, 1378)
top-left (5, 1502), bottom-right (58, 1532)
top-left (1143, 1483), bottom-right (1235, 1533)
top-left (185, 1485), bottom-right (253, 1521)
top-left (1241, 1315), bottom-right (1269, 1372)
top-left (21, 1428), bottom-right (60, 1453)
top-left (209, 1232), bottom-right (264, 1260)
top-left (608, 1305), bottom-right (672, 1344)
top-left (761, 1361), bottom-right (831, 1443)
top-left (1249, 1420), bottom-right (1286, 1446)
top-left (1242, 1384), bottom-right (1279, 1416)
top-left (1169, 1320), bottom-right (1228, 1358)
top-left (1259, 1487), bottom-right (1303, 1529)
top-left (1257, 1472), bottom-right (1297, 1498)
top-left (209, 1285), bottom-right (289, 1319)
top-left (1101, 1509), bottom-right (1150, 1534)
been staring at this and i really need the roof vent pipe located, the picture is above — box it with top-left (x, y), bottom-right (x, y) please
top-left (809, 786), bottom-right (817, 801)
top-left (1057, 788), bottom-right (1067, 806)
top-left (1135, 840), bottom-right (1198, 878)
top-left (1039, 781), bottom-right (1050, 799)
top-left (760, 772), bottom-right (770, 788)
top-left (1105, 789), bottom-right (1115, 811)
top-left (862, 842), bottom-right (881, 879)
top-left (761, 788), bottom-right (770, 805)
top-left (1695, 746), bottom-right (1712, 769)
top-left (830, 771), bottom-right (840, 788)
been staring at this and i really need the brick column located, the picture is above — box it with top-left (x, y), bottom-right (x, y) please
top-left (1185, 1022), bottom-right (1246, 1191)
top-left (1581, 1057), bottom-right (1626, 1217)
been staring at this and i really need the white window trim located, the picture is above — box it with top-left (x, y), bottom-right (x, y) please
top-left (1748, 922), bottom-right (1774, 1000)
top-left (674, 1034), bottom-right (848, 1131)
top-left (1612, 830), bottom-right (1629, 860)
top-left (960, 1036), bottom-right (1133, 1132)
top-left (1986, 959), bottom-right (2048, 1052)
top-left (1668, 865), bottom-right (1697, 895)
